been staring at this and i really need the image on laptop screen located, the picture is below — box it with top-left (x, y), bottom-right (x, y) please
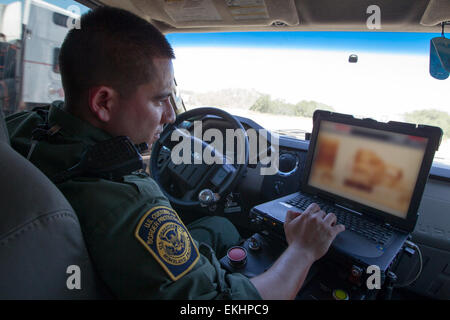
top-left (308, 120), bottom-right (428, 219)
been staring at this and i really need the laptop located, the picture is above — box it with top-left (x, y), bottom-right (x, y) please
top-left (252, 110), bottom-right (442, 270)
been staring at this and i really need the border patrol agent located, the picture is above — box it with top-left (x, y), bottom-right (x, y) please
top-left (6, 6), bottom-right (261, 299)
top-left (7, 6), bottom-right (344, 300)
top-left (7, 101), bottom-right (261, 299)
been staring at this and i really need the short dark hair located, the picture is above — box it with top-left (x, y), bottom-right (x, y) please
top-left (59, 6), bottom-right (175, 105)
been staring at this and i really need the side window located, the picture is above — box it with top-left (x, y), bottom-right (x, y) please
top-left (0, 1), bottom-right (89, 116)
top-left (0, 33), bottom-right (19, 116)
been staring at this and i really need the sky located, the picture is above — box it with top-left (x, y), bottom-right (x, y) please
top-left (167, 31), bottom-right (442, 56)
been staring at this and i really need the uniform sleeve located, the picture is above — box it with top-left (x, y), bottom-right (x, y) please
top-left (69, 175), bottom-right (262, 300)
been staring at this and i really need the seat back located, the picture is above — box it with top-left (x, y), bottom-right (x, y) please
top-left (0, 108), bottom-right (112, 299)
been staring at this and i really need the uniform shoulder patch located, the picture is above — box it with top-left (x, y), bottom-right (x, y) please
top-left (135, 206), bottom-right (199, 281)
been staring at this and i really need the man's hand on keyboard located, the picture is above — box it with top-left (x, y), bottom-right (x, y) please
top-left (284, 203), bottom-right (345, 262)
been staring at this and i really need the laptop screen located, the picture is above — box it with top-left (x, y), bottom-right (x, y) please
top-left (307, 120), bottom-right (428, 219)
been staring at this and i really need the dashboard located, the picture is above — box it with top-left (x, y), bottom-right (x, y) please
top-left (151, 111), bottom-right (450, 299)
top-left (232, 114), bottom-right (450, 300)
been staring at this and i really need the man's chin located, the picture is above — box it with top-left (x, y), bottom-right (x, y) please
top-left (150, 133), bottom-right (161, 145)
top-left (146, 139), bottom-right (156, 150)
top-left (141, 133), bottom-right (161, 151)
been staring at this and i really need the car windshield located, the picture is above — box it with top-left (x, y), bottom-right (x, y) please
top-left (166, 31), bottom-right (450, 166)
top-left (1, 1), bottom-right (448, 166)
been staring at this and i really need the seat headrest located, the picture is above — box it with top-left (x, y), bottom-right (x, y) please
top-left (0, 108), bottom-right (10, 144)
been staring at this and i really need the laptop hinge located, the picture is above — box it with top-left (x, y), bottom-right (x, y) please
top-left (315, 193), bottom-right (336, 204)
top-left (389, 224), bottom-right (409, 234)
top-left (335, 203), bottom-right (363, 216)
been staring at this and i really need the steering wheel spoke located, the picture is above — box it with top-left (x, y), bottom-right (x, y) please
top-left (181, 189), bottom-right (197, 202)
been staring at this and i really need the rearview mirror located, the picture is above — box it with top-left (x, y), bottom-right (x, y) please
top-left (430, 36), bottom-right (450, 80)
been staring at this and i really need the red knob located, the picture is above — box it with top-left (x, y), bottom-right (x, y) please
top-left (227, 246), bottom-right (247, 268)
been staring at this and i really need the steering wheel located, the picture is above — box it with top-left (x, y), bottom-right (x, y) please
top-left (150, 107), bottom-right (249, 208)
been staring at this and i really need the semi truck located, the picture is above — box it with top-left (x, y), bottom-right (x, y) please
top-left (0, 0), bottom-right (80, 115)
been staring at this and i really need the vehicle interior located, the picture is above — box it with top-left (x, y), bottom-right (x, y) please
top-left (0, 0), bottom-right (449, 300)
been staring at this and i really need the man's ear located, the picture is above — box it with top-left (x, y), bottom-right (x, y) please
top-left (87, 86), bottom-right (117, 123)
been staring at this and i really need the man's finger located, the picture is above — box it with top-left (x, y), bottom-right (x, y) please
top-left (285, 210), bottom-right (301, 224)
top-left (324, 212), bottom-right (337, 226)
top-left (303, 202), bottom-right (320, 215)
top-left (332, 223), bottom-right (346, 236)
top-left (314, 210), bottom-right (326, 219)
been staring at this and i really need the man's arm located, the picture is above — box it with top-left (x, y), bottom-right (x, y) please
top-left (250, 244), bottom-right (314, 300)
top-left (250, 203), bottom-right (345, 300)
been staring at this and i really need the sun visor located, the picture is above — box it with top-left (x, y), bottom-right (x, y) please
top-left (103, 0), bottom-right (299, 29)
top-left (420, 0), bottom-right (450, 26)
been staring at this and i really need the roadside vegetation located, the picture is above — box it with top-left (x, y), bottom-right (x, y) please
top-left (182, 88), bottom-right (450, 141)
top-left (404, 109), bottom-right (450, 140)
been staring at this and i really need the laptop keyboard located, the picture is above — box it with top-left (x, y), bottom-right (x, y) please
top-left (286, 195), bottom-right (393, 246)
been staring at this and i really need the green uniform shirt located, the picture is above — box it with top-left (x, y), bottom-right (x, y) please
top-left (6, 101), bottom-right (261, 300)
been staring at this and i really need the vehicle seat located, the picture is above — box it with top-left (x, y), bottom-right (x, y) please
top-left (0, 108), bottom-right (112, 299)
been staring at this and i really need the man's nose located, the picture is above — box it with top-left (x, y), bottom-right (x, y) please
top-left (163, 99), bottom-right (176, 124)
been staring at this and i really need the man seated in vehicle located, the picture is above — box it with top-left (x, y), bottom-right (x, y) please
top-left (6, 6), bottom-right (344, 299)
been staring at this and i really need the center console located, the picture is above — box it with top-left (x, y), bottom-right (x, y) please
top-left (220, 232), bottom-right (402, 300)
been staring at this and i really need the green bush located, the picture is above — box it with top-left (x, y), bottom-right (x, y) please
top-left (294, 100), bottom-right (334, 117)
top-left (403, 109), bottom-right (450, 139)
top-left (250, 95), bottom-right (334, 118)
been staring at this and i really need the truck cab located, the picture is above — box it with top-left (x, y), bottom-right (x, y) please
top-left (0, 0), bottom-right (449, 301)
